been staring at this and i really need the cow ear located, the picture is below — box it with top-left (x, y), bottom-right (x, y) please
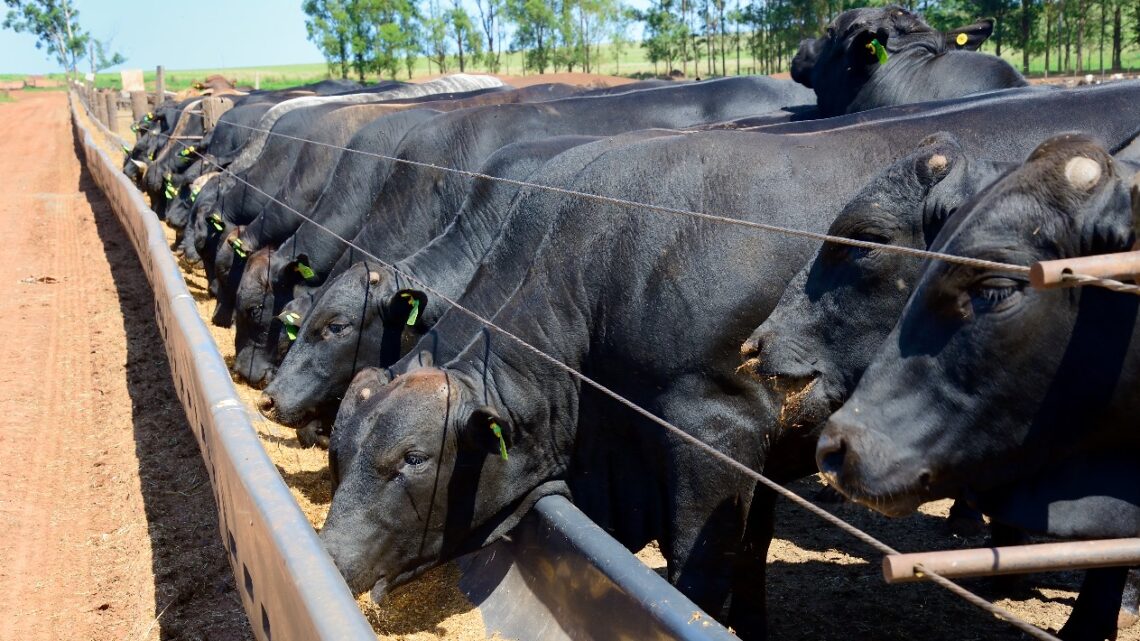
top-left (405, 350), bottom-right (434, 371)
top-left (1130, 172), bottom-right (1140, 250)
top-left (913, 133), bottom-right (971, 246)
top-left (851, 27), bottom-right (891, 67)
top-left (464, 406), bottom-right (512, 461)
top-left (791, 38), bottom-right (822, 88)
top-left (945, 19), bottom-right (993, 51)
top-left (389, 289), bottom-right (428, 328)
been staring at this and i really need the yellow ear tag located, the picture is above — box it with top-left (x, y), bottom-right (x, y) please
top-left (956, 33), bottom-right (969, 47)
top-left (490, 422), bottom-right (508, 461)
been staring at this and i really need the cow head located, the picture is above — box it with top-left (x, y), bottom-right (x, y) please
top-left (261, 261), bottom-right (422, 434)
top-left (816, 133), bottom-right (1139, 518)
top-left (741, 133), bottom-right (1004, 438)
top-left (792, 6), bottom-right (994, 116)
top-left (320, 356), bottom-right (555, 598)
top-left (231, 248), bottom-right (285, 388)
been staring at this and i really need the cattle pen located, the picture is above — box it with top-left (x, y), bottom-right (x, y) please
top-left (65, 78), bottom-right (1140, 641)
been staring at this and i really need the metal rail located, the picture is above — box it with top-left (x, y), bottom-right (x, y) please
top-left (884, 538), bottom-right (1140, 584)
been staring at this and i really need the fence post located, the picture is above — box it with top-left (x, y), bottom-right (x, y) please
top-left (155, 65), bottom-right (165, 105)
top-left (104, 90), bottom-right (118, 133)
top-left (129, 90), bottom-right (148, 122)
top-left (84, 79), bottom-right (94, 107)
top-left (91, 88), bottom-right (106, 124)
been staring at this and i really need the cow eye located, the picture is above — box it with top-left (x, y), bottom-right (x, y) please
top-left (969, 277), bottom-right (1023, 314)
top-left (403, 452), bottom-right (428, 467)
top-left (247, 304), bottom-right (264, 317)
top-left (326, 322), bottom-right (350, 335)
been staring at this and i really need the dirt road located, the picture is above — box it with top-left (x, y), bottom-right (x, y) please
top-left (0, 91), bottom-right (250, 641)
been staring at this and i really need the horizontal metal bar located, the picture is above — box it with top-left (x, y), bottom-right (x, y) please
top-left (1030, 251), bottom-right (1140, 289)
top-left (170, 135), bottom-right (205, 140)
top-left (884, 538), bottom-right (1140, 584)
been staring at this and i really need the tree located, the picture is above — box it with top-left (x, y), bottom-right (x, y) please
top-left (423, 0), bottom-right (450, 74)
top-left (474, 0), bottom-right (505, 71)
top-left (447, 1), bottom-right (482, 72)
top-left (3, 0), bottom-right (91, 79)
top-left (303, 0), bottom-right (353, 79)
top-left (88, 37), bottom-right (125, 77)
top-left (509, 0), bottom-right (558, 73)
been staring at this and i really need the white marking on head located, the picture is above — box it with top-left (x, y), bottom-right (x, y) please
top-left (359, 387), bottom-right (372, 400)
top-left (1064, 156), bottom-right (1101, 190)
top-left (368, 271), bottom-right (380, 285)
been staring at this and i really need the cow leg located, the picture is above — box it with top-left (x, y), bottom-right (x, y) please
top-left (1118, 569), bottom-right (1139, 631)
top-left (728, 483), bottom-right (776, 641)
top-left (662, 458), bottom-right (754, 637)
top-left (1058, 566), bottom-right (1128, 641)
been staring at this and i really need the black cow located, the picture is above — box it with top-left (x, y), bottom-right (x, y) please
top-left (816, 134), bottom-right (1140, 640)
top-left (316, 84), bottom-right (1140, 639)
top-left (260, 131), bottom-right (678, 431)
top-left (791, 6), bottom-right (1027, 117)
top-left (235, 76), bottom-right (815, 391)
top-left (209, 84), bottom-right (584, 329)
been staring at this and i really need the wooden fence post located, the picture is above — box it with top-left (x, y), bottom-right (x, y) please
top-left (129, 91), bottom-right (148, 122)
top-left (92, 89), bottom-right (106, 124)
top-left (103, 90), bottom-right (118, 133)
top-left (155, 65), bottom-right (165, 105)
top-left (201, 96), bottom-right (234, 131)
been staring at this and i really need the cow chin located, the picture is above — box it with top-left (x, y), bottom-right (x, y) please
top-left (740, 362), bottom-right (834, 432)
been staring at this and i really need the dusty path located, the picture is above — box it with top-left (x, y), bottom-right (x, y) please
top-left (0, 91), bottom-right (250, 641)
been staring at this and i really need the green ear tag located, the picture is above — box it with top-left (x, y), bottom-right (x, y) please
top-left (278, 312), bottom-right (301, 341)
top-left (130, 124), bottom-right (138, 133)
top-left (405, 296), bottom-right (420, 326)
top-left (164, 177), bottom-right (177, 199)
top-left (490, 422), bottom-right (508, 461)
top-left (208, 213), bottom-right (225, 232)
top-left (229, 237), bottom-right (248, 258)
top-left (179, 145), bottom-right (195, 158)
top-left (295, 263), bottom-right (316, 280)
top-left (867, 38), bottom-right (889, 65)
top-left (121, 144), bottom-right (131, 154)
top-left (190, 185), bottom-right (200, 203)
top-left (148, 152), bottom-right (155, 161)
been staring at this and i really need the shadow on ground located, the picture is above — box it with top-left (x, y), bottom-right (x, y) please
top-left (74, 130), bottom-right (253, 641)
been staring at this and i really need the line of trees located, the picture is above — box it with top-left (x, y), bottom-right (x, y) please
top-left (303, 0), bottom-right (1140, 80)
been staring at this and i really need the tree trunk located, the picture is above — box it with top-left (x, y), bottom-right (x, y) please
top-left (995, 13), bottom-right (1002, 56)
top-left (1100, 0), bottom-right (1107, 73)
top-left (1045, 2), bottom-right (1052, 76)
top-left (1112, 1), bottom-right (1122, 70)
top-left (1076, 0), bottom-right (1084, 73)
top-left (1021, 0), bottom-right (1031, 73)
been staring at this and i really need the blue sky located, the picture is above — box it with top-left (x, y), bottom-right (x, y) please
top-left (1, 0), bottom-right (654, 75)
top-left (1, 0), bottom-right (326, 74)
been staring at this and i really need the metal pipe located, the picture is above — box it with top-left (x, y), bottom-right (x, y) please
top-left (1030, 251), bottom-right (1140, 289)
top-left (884, 538), bottom-right (1140, 584)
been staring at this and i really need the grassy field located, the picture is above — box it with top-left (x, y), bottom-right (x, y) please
top-left (6, 40), bottom-right (1139, 92)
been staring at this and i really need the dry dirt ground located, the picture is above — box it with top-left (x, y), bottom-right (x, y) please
top-left (57, 84), bottom-right (1140, 641)
top-left (0, 90), bottom-right (251, 641)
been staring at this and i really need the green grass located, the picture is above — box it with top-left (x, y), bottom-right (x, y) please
top-left (6, 39), bottom-right (1139, 93)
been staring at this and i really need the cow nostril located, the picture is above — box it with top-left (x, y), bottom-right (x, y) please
top-left (816, 432), bottom-right (848, 478)
top-left (918, 469), bottom-right (932, 489)
top-left (257, 392), bottom-right (275, 414)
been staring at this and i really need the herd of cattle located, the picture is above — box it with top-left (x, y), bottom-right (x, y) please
top-left (116, 6), bottom-right (1140, 640)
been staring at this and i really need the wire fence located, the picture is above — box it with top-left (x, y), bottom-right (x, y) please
top-left (210, 119), bottom-right (1140, 295)
top-left (144, 111), bottom-right (1082, 641)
